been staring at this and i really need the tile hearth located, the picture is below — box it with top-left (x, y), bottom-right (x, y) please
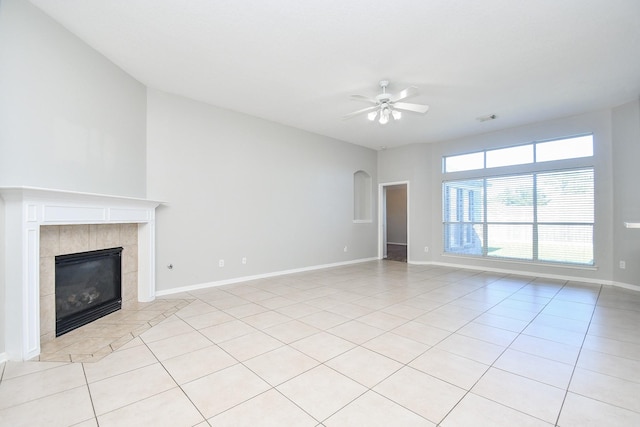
top-left (37, 298), bottom-right (193, 363)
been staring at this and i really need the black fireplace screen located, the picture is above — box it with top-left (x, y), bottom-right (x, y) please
top-left (55, 247), bottom-right (123, 337)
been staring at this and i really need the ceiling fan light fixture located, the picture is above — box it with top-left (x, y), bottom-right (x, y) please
top-left (379, 105), bottom-right (391, 124)
top-left (342, 80), bottom-right (429, 124)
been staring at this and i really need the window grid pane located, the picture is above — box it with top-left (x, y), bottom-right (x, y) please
top-left (538, 225), bottom-right (593, 265)
top-left (444, 152), bottom-right (484, 173)
top-left (487, 224), bottom-right (533, 260)
top-left (442, 168), bottom-right (594, 266)
top-left (536, 169), bottom-right (594, 223)
top-left (486, 175), bottom-right (533, 223)
top-left (536, 135), bottom-right (593, 162)
top-left (486, 144), bottom-right (533, 168)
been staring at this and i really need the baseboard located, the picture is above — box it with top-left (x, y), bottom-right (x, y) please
top-left (0, 352), bottom-right (8, 364)
top-left (411, 260), bottom-right (610, 287)
top-left (156, 257), bottom-right (379, 296)
top-left (609, 281), bottom-right (640, 292)
top-left (156, 257), bottom-right (640, 297)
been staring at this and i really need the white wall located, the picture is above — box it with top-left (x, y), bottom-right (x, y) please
top-left (378, 143), bottom-right (433, 261)
top-left (0, 0), bottom-right (147, 357)
top-left (147, 89), bottom-right (378, 292)
top-left (612, 99), bottom-right (640, 286)
top-left (379, 109), bottom-right (616, 282)
top-left (0, 0), bottom-right (147, 197)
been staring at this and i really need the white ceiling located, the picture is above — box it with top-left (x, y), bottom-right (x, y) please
top-left (29, 0), bottom-right (640, 150)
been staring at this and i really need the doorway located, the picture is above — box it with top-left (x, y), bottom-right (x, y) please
top-left (379, 182), bottom-right (409, 262)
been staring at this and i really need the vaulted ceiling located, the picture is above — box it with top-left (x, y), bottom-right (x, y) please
top-left (29, 0), bottom-right (640, 149)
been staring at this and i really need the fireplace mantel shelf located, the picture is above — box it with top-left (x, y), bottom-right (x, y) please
top-left (0, 186), bottom-right (164, 207)
top-left (0, 186), bottom-right (163, 361)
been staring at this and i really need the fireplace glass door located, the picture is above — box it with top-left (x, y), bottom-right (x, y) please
top-left (55, 247), bottom-right (123, 336)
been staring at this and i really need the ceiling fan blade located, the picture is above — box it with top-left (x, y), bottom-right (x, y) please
top-left (390, 86), bottom-right (419, 102)
top-left (393, 102), bottom-right (430, 114)
top-left (349, 94), bottom-right (378, 104)
top-left (342, 105), bottom-right (379, 120)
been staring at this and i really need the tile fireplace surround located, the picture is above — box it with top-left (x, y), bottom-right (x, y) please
top-left (0, 187), bottom-right (162, 361)
top-left (38, 224), bottom-right (139, 344)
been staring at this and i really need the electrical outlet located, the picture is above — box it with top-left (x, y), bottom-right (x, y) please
top-left (242, 257), bottom-right (247, 265)
top-left (424, 246), bottom-right (429, 253)
top-left (218, 259), bottom-right (224, 267)
top-left (343, 246), bottom-right (348, 252)
top-left (619, 260), bottom-right (626, 269)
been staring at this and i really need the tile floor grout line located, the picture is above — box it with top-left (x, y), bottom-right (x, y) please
top-left (144, 330), bottom-right (213, 425)
top-left (317, 386), bottom-right (370, 425)
top-left (436, 278), bottom-right (570, 425)
top-left (209, 273), bottom-right (465, 425)
top-left (553, 283), bottom-right (603, 426)
top-left (340, 274), bottom-right (536, 426)
top-left (238, 359), bottom-right (322, 423)
top-left (319, 345), bottom-right (432, 423)
top-left (174, 306), bottom-right (340, 425)
top-left (80, 362), bottom-right (100, 425)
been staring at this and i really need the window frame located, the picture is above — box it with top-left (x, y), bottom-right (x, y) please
top-left (441, 134), bottom-right (595, 267)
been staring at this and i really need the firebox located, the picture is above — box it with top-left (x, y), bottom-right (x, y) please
top-left (55, 247), bottom-right (123, 337)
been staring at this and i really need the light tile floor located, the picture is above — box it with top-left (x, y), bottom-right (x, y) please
top-left (2, 261), bottom-right (640, 426)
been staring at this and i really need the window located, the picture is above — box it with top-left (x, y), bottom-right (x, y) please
top-left (443, 134), bottom-right (593, 173)
top-left (486, 144), bottom-right (533, 168)
top-left (442, 135), bottom-right (594, 266)
top-left (444, 152), bottom-right (484, 173)
top-left (443, 180), bottom-right (483, 253)
top-left (536, 135), bottom-right (593, 162)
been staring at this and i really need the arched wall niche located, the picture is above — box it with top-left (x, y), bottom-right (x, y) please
top-left (353, 170), bottom-right (372, 222)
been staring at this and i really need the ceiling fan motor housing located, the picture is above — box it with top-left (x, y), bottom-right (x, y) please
top-left (377, 80), bottom-right (391, 102)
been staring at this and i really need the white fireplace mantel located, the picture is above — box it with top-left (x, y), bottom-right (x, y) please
top-left (0, 186), bottom-right (163, 361)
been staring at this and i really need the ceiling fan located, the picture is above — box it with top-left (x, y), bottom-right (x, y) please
top-left (342, 80), bottom-right (430, 124)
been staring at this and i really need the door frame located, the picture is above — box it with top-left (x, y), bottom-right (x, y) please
top-left (378, 181), bottom-right (410, 261)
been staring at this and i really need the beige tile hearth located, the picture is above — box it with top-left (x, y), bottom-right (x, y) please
top-left (37, 298), bottom-right (193, 363)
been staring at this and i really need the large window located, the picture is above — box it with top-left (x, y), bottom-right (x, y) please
top-left (442, 135), bottom-right (594, 266)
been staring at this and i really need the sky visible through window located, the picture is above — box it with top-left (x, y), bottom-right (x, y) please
top-left (444, 135), bottom-right (593, 173)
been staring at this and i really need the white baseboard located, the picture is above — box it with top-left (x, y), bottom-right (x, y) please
top-left (415, 260), bottom-right (640, 292)
top-left (156, 257), bottom-right (378, 297)
top-left (609, 281), bottom-right (640, 292)
top-left (0, 352), bottom-right (8, 364)
top-left (156, 257), bottom-right (640, 297)
top-left (411, 260), bottom-right (611, 287)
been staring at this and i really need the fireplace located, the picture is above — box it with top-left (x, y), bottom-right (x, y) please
top-left (55, 247), bottom-right (123, 336)
top-left (0, 186), bottom-right (162, 361)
